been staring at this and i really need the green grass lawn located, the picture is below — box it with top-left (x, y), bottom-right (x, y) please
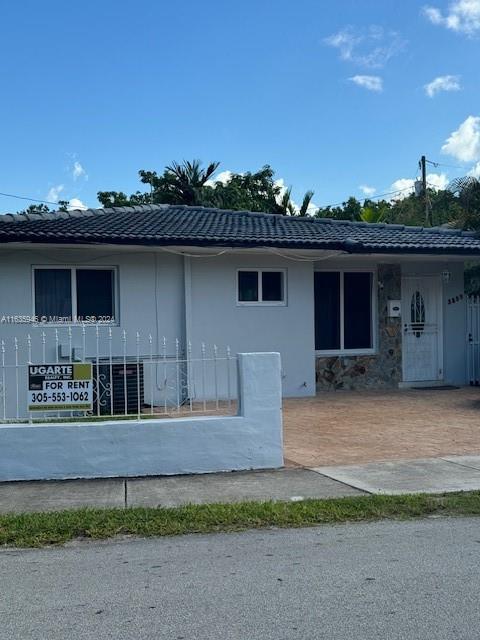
top-left (2, 492), bottom-right (480, 548)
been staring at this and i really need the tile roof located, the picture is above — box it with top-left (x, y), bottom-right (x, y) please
top-left (0, 204), bottom-right (480, 256)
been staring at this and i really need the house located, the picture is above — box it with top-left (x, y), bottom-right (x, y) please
top-left (0, 203), bottom-right (479, 414)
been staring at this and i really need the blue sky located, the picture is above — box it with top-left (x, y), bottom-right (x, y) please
top-left (1, 0), bottom-right (480, 213)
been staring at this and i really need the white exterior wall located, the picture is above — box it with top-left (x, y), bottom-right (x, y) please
top-left (188, 254), bottom-right (316, 397)
top-left (0, 247), bottom-right (185, 349)
top-left (0, 246), bottom-right (469, 412)
top-left (0, 248), bottom-right (186, 417)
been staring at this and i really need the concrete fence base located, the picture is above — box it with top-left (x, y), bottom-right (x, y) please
top-left (0, 353), bottom-right (283, 482)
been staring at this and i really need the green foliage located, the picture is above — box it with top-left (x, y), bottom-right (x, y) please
top-left (448, 177), bottom-right (480, 230)
top-left (208, 165), bottom-right (284, 213)
top-left (98, 161), bottom-right (313, 215)
top-left (18, 200), bottom-right (70, 215)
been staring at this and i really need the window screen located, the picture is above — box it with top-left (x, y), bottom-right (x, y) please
top-left (344, 272), bottom-right (372, 349)
top-left (238, 271), bottom-right (258, 302)
top-left (34, 269), bottom-right (72, 320)
top-left (76, 269), bottom-right (114, 320)
top-left (314, 272), bottom-right (340, 350)
top-left (262, 271), bottom-right (283, 302)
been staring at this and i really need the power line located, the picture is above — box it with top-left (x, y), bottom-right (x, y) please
top-left (326, 185), bottom-right (415, 208)
top-left (425, 159), bottom-right (467, 171)
top-left (0, 191), bottom-right (61, 206)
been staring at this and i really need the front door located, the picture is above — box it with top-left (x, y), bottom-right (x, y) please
top-left (402, 276), bottom-right (443, 383)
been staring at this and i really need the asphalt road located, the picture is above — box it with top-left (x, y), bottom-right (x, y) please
top-left (2, 517), bottom-right (480, 639)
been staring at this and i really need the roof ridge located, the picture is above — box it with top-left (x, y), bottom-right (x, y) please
top-left (0, 203), bottom-right (475, 239)
top-left (0, 203), bottom-right (169, 223)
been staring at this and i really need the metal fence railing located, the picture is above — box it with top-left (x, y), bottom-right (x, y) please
top-left (0, 325), bottom-right (237, 423)
top-left (467, 295), bottom-right (480, 386)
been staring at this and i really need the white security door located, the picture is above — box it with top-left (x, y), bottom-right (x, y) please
top-left (402, 276), bottom-right (443, 383)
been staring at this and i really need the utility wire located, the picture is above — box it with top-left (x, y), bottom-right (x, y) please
top-left (425, 159), bottom-right (467, 171)
top-left (0, 183), bottom-right (418, 214)
top-left (0, 191), bottom-right (61, 206)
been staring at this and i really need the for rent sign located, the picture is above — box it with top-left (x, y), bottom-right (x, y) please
top-left (28, 364), bottom-right (93, 412)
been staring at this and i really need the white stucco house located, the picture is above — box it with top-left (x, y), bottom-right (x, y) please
top-left (0, 203), bottom-right (480, 416)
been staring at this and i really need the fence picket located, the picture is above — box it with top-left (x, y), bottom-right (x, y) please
top-left (467, 295), bottom-right (480, 385)
top-left (0, 325), bottom-right (237, 422)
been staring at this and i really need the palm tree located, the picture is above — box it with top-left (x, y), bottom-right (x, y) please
top-left (279, 188), bottom-right (315, 216)
top-left (164, 159), bottom-right (220, 206)
top-left (358, 206), bottom-right (386, 223)
top-left (448, 176), bottom-right (480, 230)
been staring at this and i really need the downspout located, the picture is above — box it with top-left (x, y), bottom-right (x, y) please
top-left (184, 255), bottom-right (192, 349)
top-left (183, 255), bottom-right (193, 399)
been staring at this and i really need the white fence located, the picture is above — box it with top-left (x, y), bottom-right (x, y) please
top-left (467, 295), bottom-right (480, 386)
top-left (0, 325), bottom-right (237, 422)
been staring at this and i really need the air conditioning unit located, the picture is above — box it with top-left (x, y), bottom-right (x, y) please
top-left (92, 361), bottom-right (144, 416)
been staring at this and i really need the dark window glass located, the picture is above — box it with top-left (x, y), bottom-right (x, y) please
top-left (344, 272), bottom-right (372, 349)
top-left (314, 272), bottom-right (340, 350)
top-left (262, 271), bottom-right (283, 302)
top-left (238, 271), bottom-right (258, 302)
top-left (76, 269), bottom-right (114, 320)
top-left (35, 269), bottom-right (72, 320)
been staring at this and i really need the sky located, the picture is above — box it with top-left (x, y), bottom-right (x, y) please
top-left (1, 0), bottom-right (480, 213)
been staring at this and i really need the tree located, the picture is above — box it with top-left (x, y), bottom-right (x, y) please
top-left (316, 196), bottom-right (362, 221)
top-left (18, 200), bottom-right (70, 215)
top-left (447, 176), bottom-right (480, 230)
top-left (278, 188), bottom-right (315, 216)
top-left (98, 161), bottom-right (315, 215)
top-left (358, 205), bottom-right (386, 223)
top-left (210, 166), bottom-right (283, 213)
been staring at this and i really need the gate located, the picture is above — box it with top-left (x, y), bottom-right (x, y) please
top-left (467, 295), bottom-right (480, 386)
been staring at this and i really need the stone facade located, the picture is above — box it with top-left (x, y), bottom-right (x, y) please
top-left (316, 264), bottom-right (402, 391)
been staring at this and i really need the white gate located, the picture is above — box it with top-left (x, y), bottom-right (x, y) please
top-left (467, 295), bottom-right (480, 386)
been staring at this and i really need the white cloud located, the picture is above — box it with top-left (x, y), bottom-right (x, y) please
top-left (359, 185), bottom-right (376, 196)
top-left (72, 161), bottom-right (87, 181)
top-left (67, 198), bottom-right (87, 211)
top-left (46, 184), bottom-right (64, 203)
top-left (423, 0), bottom-right (480, 35)
top-left (426, 172), bottom-right (449, 189)
top-left (424, 74), bottom-right (461, 97)
top-left (390, 173), bottom-right (448, 199)
top-left (391, 178), bottom-right (416, 199)
top-left (349, 75), bottom-right (383, 92)
top-left (441, 115), bottom-right (480, 161)
top-left (325, 25), bottom-right (406, 69)
top-left (468, 162), bottom-right (480, 177)
top-left (205, 170), bottom-right (232, 187)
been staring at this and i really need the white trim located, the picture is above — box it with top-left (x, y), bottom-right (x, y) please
top-left (314, 267), bottom-right (378, 356)
top-left (32, 265), bottom-right (118, 325)
top-left (236, 268), bottom-right (287, 306)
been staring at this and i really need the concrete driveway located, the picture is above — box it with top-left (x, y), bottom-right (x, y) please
top-left (283, 387), bottom-right (480, 468)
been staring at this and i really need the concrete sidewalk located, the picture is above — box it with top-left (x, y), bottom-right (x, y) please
top-left (2, 455), bottom-right (480, 513)
top-left (0, 468), bottom-right (364, 513)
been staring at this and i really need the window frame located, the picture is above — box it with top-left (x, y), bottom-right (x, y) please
top-left (236, 268), bottom-right (287, 307)
top-left (314, 267), bottom-right (377, 356)
top-left (32, 265), bottom-right (119, 325)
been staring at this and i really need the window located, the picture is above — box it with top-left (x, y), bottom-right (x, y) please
top-left (314, 271), bottom-right (374, 352)
top-left (33, 267), bottom-right (116, 323)
top-left (237, 270), bottom-right (286, 305)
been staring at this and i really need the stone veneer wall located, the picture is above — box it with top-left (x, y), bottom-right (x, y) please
top-left (316, 264), bottom-right (402, 391)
